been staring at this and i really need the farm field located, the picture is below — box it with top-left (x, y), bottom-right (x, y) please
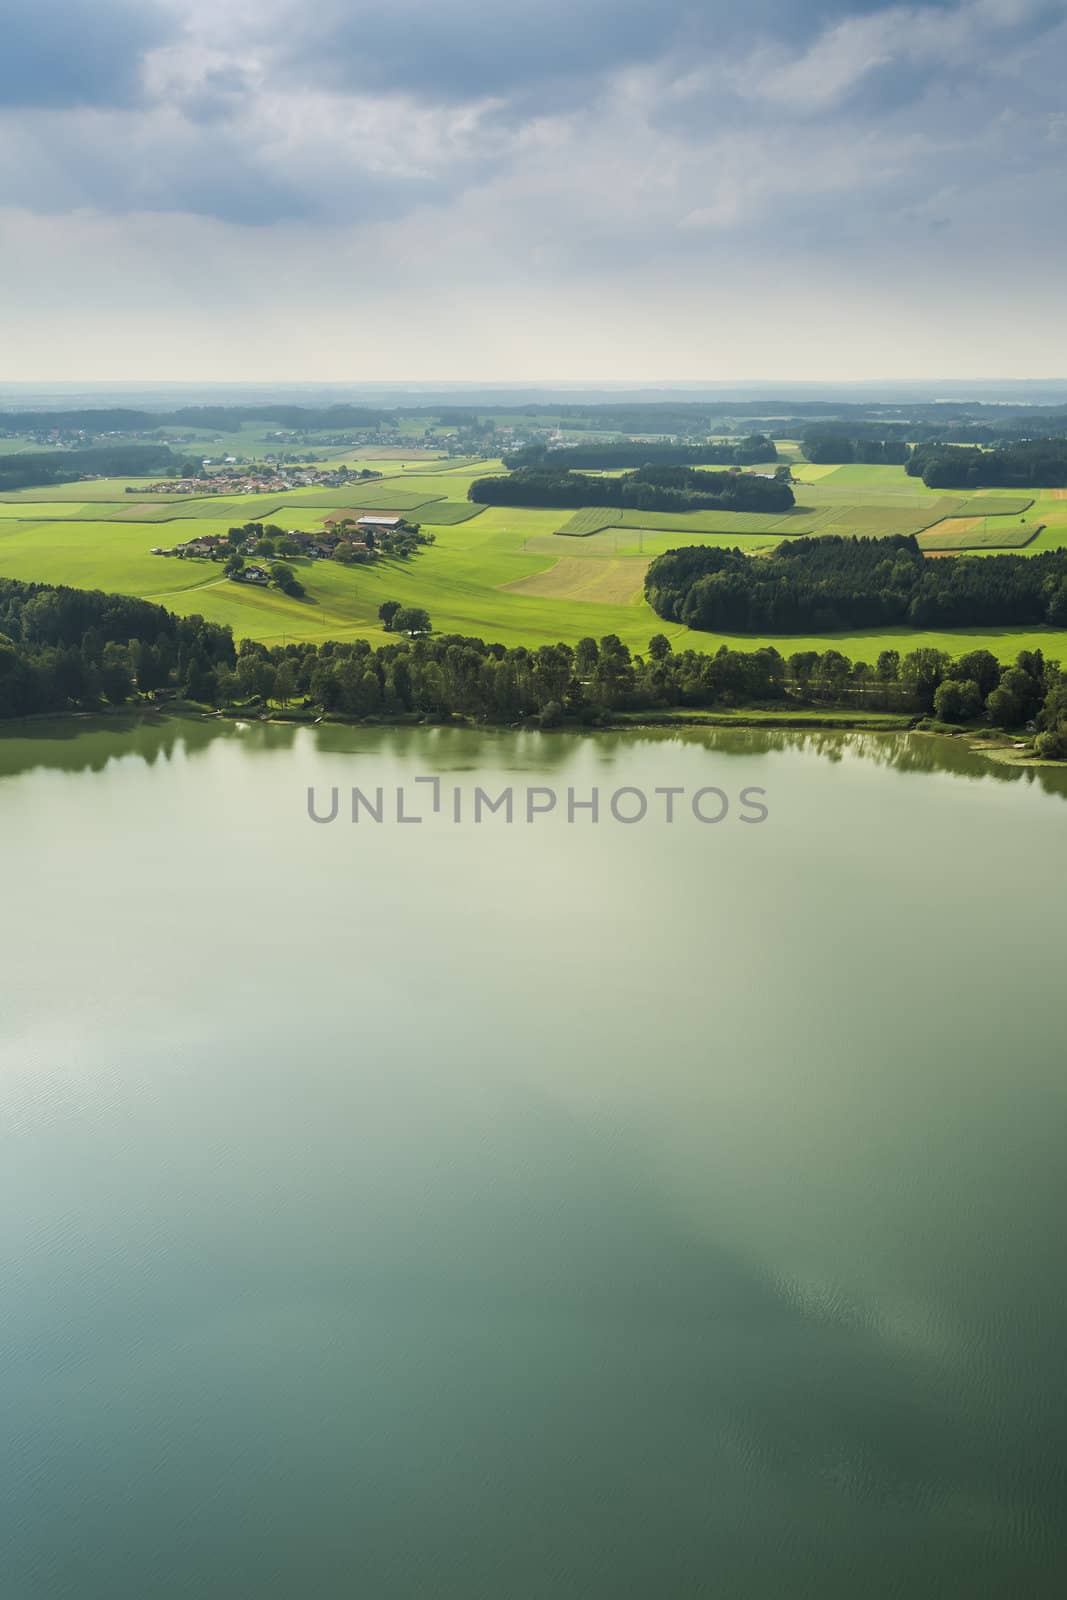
top-left (956, 495), bottom-right (1033, 516)
top-left (0, 501), bottom-right (137, 520)
top-left (556, 494), bottom-right (967, 540)
top-left (399, 499), bottom-right (484, 525)
top-left (917, 519), bottom-right (1039, 551)
top-left (1, 454), bottom-right (1066, 663)
top-left (0, 517), bottom-right (229, 597)
top-left (0, 477), bottom-right (194, 503)
top-left (529, 525), bottom-right (782, 558)
top-left (502, 557), bottom-right (650, 605)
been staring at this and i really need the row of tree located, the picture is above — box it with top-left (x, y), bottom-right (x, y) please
top-left (0, 444), bottom-right (178, 493)
top-left (0, 405), bottom-right (391, 435)
top-left (502, 436), bottom-right (777, 470)
top-left (645, 536), bottom-right (1067, 632)
top-left (468, 465), bottom-right (795, 514)
top-left (2, 576), bottom-right (1066, 756)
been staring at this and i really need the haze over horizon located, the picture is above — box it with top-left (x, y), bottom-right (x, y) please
top-left (3, 0), bottom-right (1066, 383)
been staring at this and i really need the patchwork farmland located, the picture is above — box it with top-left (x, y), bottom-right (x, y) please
top-left (2, 454), bottom-right (1067, 662)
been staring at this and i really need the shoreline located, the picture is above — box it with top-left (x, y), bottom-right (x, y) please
top-left (1, 701), bottom-right (1062, 767)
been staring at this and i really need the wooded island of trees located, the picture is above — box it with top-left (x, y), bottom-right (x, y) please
top-left (645, 536), bottom-right (1067, 632)
top-left (801, 433), bottom-right (912, 465)
top-left (907, 439), bottom-right (1067, 488)
top-left (469, 464), bottom-right (795, 514)
top-left (2, 576), bottom-right (1066, 758)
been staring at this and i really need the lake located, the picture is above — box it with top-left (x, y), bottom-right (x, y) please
top-left (1, 716), bottom-right (1065, 1597)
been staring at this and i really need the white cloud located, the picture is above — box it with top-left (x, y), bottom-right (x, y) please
top-left (2, 0), bottom-right (1067, 377)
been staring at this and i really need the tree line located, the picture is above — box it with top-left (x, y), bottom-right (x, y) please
top-left (0, 443), bottom-right (179, 493)
top-left (645, 536), bottom-right (1067, 632)
top-left (468, 464), bottom-right (795, 514)
top-left (0, 404), bottom-right (391, 435)
top-left (0, 578), bottom-right (236, 715)
top-left (502, 436), bottom-right (777, 470)
top-left (2, 575), bottom-right (1066, 757)
top-left (907, 438), bottom-right (1067, 488)
top-left (8, 398), bottom-right (1067, 449)
top-left (801, 433), bottom-right (911, 465)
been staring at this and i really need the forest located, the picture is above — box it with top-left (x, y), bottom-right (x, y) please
top-left (0, 404), bottom-right (391, 435)
top-left (468, 464), bottom-right (795, 514)
top-left (907, 438), bottom-right (1067, 488)
top-left (645, 536), bottom-right (1067, 633)
top-left (502, 436), bottom-right (777, 470)
top-left (2, 576), bottom-right (1066, 757)
top-left (801, 433), bottom-right (911, 464)
top-left (0, 578), bottom-right (236, 712)
top-left (0, 443), bottom-right (179, 492)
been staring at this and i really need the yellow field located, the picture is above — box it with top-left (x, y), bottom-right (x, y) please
top-left (920, 518), bottom-right (981, 542)
top-left (502, 556), bottom-right (649, 605)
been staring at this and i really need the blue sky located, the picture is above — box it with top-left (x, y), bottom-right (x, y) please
top-left (1, 0), bottom-right (1065, 380)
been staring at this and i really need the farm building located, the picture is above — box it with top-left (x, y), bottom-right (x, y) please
top-left (357, 515), bottom-right (405, 531)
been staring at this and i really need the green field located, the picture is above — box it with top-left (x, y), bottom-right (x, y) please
top-left (955, 495), bottom-right (1034, 516)
top-left (411, 500), bottom-right (486, 525)
top-left (918, 519), bottom-right (1040, 551)
top-left (2, 455), bottom-right (1067, 664)
top-left (0, 477), bottom-right (194, 503)
top-left (557, 493), bottom-right (967, 540)
top-left (557, 507), bottom-right (618, 536)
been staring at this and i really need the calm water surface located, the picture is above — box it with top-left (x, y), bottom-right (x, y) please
top-left (1, 717), bottom-right (1065, 1597)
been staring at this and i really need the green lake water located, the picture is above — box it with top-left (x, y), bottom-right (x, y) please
top-left (1, 716), bottom-right (1065, 1597)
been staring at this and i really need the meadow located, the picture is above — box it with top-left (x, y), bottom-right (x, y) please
top-left (2, 455), bottom-right (1067, 663)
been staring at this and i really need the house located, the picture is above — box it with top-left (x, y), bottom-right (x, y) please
top-left (177, 532), bottom-right (228, 558)
top-left (357, 514), bottom-right (405, 531)
top-left (243, 565), bottom-right (269, 585)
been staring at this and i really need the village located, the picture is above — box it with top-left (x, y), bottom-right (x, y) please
top-left (151, 513), bottom-right (433, 583)
top-left (132, 462), bottom-right (383, 496)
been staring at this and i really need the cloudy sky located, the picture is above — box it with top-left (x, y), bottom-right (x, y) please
top-left (2, 0), bottom-right (1065, 382)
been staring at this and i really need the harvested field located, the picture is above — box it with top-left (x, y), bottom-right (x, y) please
top-left (789, 463), bottom-right (842, 481)
top-left (921, 517), bottom-right (981, 540)
top-left (502, 556), bottom-right (649, 604)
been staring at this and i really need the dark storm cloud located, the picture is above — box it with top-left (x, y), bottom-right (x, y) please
top-left (0, 0), bottom-right (174, 109)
